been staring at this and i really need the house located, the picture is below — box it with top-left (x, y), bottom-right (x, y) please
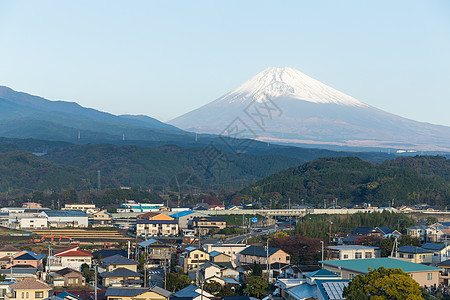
top-left (101, 268), bottom-right (142, 287)
top-left (392, 246), bottom-right (433, 264)
top-left (136, 219), bottom-right (179, 237)
top-left (171, 285), bottom-right (214, 300)
top-left (321, 258), bottom-right (441, 287)
top-left (169, 211), bottom-right (208, 230)
top-left (138, 212), bottom-right (175, 221)
top-left (0, 266), bottom-right (39, 281)
top-left (191, 217), bottom-right (226, 236)
top-left (407, 225), bottom-right (428, 242)
top-left (48, 268), bottom-right (85, 287)
top-left (188, 262), bottom-right (222, 282)
top-left (47, 246), bottom-right (92, 272)
top-left (277, 270), bottom-right (343, 300)
top-left (138, 239), bottom-right (171, 267)
top-left (203, 244), bottom-right (249, 267)
top-left (5, 278), bottom-right (51, 300)
top-left (239, 245), bottom-right (290, 265)
top-left (421, 243), bottom-right (450, 264)
top-left (281, 265), bottom-right (320, 280)
top-left (209, 251), bottom-right (231, 265)
top-left (426, 224), bottom-right (447, 242)
top-left (38, 211), bottom-right (88, 228)
top-left (179, 248), bottom-right (210, 271)
top-left (205, 276), bottom-right (239, 287)
top-left (105, 286), bottom-right (172, 300)
top-left (327, 245), bottom-right (380, 260)
top-left (210, 205), bottom-right (225, 210)
top-left (8, 251), bottom-right (45, 269)
top-left (100, 254), bottom-right (138, 272)
top-left (375, 226), bottom-right (401, 238)
top-left (315, 279), bottom-right (350, 300)
top-left (351, 227), bottom-right (378, 236)
top-left (0, 245), bottom-right (21, 260)
top-left (436, 259), bottom-right (450, 286)
top-left (89, 210), bottom-right (113, 226)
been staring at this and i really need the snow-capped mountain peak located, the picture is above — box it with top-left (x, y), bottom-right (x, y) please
top-left (219, 67), bottom-right (367, 107)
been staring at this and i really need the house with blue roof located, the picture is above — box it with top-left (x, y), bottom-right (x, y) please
top-left (169, 211), bottom-right (208, 229)
top-left (394, 245), bottom-right (434, 265)
top-left (421, 243), bottom-right (450, 264)
top-left (172, 285), bottom-right (214, 300)
top-left (9, 250), bottom-right (45, 269)
top-left (277, 270), bottom-right (346, 300)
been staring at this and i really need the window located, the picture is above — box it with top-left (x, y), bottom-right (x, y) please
top-left (408, 254), bottom-right (414, 259)
top-left (355, 252), bottom-right (362, 259)
top-left (365, 253), bottom-right (372, 259)
top-left (349, 274), bottom-right (354, 280)
top-left (26, 292), bottom-right (29, 298)
top-left (399, 254), bottom-right (404, 258)
top-left (343, 254), bottom-right (348, 259)
top-left (428, 273), bottom-right (433, 280)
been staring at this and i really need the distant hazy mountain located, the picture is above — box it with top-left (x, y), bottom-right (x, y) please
top-left (170, 67), bottom-right (450, 152)
top-left (0, 86), bottom-right (184, 142)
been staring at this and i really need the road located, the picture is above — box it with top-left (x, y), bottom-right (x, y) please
top-left (224, 223), bottom-right (293, 244)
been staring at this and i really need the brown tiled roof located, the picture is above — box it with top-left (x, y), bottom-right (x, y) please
top-left (137, 212), bottom-right (159, 219)
top-left (55, 267), bottom-right (81, 276)
top-left (10, 278), bottom-right (51, 290)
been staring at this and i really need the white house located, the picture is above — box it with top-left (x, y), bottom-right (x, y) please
top-left (421, 243), bottom-right (450, 264)
top-left (202, 244), bottom-right (249, 267)
top-left (46, 246), bottom-right (92, 272)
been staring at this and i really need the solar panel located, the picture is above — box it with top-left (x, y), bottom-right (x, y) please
top-left (322, 282), bottom-right (349, 300)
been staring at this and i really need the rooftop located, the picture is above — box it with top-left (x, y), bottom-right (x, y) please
top-left (421, 243), bottom-right (447, 251)
top-left (328, 245), bottom-right (379, 250)
top-left (43, 210), bottom-right (88, 217)
top-left (322, 258), bottom-right (441, 273)
top-left (100, 254), bottom-right (137, 266)
top-left (100, 267), bottom-right (141, 278)
top-left (240, 245), bottom-right (284, 257)
top-left (397, 246), bottom-right (433, 254)
top-left (10, 278), bottom-right (51, 290)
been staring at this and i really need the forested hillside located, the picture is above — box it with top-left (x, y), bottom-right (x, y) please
top-left (239, 156), bottom-right (450, 208)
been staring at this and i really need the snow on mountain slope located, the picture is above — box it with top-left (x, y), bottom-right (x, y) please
top-left (216, 67), bottom-right (367, 107)
top-left (170, 67), bottom-right (450, 152)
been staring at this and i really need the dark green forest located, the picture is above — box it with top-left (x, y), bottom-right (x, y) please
top-left (239, 156), bottom-right (450, 208)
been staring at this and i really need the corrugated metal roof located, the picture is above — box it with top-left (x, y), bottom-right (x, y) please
top-left (322, 257), bottom-right (441, 273)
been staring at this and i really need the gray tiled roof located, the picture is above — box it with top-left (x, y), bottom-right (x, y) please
top-left (240, 245), bottom-right (282, 257)
top-left (100, 267), bottom-right (141, 278)
top-left (100, 254), bottom-right (138, 266)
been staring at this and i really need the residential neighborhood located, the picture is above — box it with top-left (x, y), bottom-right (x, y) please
top-left (1, 200), bottom-right (450, 300)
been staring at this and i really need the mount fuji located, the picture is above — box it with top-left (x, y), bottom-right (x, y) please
top-left (170, 67), bottom-right (450, 152)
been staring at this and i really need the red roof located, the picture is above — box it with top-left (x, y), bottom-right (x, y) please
top-left (54, 246), bottom-right (92, 257)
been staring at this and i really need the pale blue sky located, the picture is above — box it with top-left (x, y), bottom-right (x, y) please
top-left (0, 1), bottom-right (449, 126)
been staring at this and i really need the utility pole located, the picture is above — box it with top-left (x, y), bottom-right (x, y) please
top-left (94, 262), bottom-right (98, 300)
top-left (266, 238), bottom-right (270, 284)
top-left (97, 170), bottom-right (101, 192)
top-left (320, 241), bottom-right (324, 263)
